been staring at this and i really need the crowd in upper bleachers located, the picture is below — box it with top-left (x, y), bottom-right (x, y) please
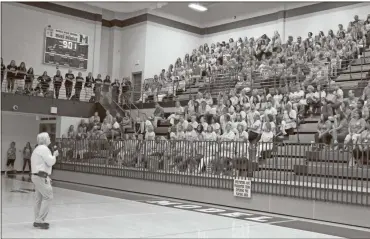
top-left (139, 14), bottom-right (370, 103)
top-left (1, 58), bottom-right (133, 105)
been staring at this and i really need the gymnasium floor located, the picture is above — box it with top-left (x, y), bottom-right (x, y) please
top-left (2, 175), bottom-right (370, 238)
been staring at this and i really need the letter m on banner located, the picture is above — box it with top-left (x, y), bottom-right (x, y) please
top-left (79, 34), bottom-right (89, 45)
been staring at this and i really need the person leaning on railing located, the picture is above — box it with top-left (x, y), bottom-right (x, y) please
top-left (84, 72), bottom-right (94, 102)
top-left (53, 70), bottom-right (63, 99)
top-left (6, 60), bottom-right (17, 92)
top-left (74, 72), bottom-right (84, 101)
top-left (94, 74), bottom-right (103, 102)
top-left (23, 67), bottom-right (34, 93)
top-left (16, 62), bottom-right (27, 88)
top-left (37, 71), bottom-right (52, 95)
top-left (64, 69), bottom-right (75, 100)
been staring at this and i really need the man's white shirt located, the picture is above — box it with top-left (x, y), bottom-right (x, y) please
top-left (31, 145), bottom-right (56, 175)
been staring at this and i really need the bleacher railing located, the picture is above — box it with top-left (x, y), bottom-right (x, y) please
top-left (55, 139), bottom-right (369, 206)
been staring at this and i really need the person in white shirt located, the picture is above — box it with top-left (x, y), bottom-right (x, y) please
top-left (176, 116), bottom-right (189, 133)
top-left (189, 115), bottom-right (198, 129)
top-left (248, 114), bottom-right (262, 143)
top-left (257, 122), bottom-right (274, 159)
top-left (229, 89), bottom-right (239, 106)
top-left (217, 123), bottom-right (236, 174)
top-left (198, 125), bottom-right (218, 172)
top-left (279, 103), bottom-right (297, 136)
top-left (31, 132), bottom-right (59, 230)
top-left (168, 101), bottom-right (184, 125)
top-left (145, 125), bottom-right (156, 140)
top-left (185, 125), bottom-right (199, 141)
top-left (264, 101), bottom-right (278, 121)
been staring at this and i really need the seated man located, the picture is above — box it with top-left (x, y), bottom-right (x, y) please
top-left (150, 103), bottom-right (165, 128)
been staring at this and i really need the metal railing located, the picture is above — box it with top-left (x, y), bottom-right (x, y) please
top-left (54, 139), bottom-right (370, 206)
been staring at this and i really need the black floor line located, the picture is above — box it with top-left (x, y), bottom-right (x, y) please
top-left (6, 175), bottom-right (370, 238)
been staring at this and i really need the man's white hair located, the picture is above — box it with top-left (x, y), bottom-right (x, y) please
top-left (37, 132), bottom-right (50, 145)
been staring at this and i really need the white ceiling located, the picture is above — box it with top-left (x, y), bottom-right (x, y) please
top-left (86, 2), bottom-right (168, 13)
top-left (85, 2), bottom-right (317, 27)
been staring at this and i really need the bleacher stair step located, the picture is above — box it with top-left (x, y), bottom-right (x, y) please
top-left (293, 164), bottom-right (370, 180)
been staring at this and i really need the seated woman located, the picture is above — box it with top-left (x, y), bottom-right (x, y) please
top-left (210, 116), bottom-right (221, 135)
top-left (279, 103), bottom-right (297, 136)
top-left (198, 100), bottom-right (211, 117)
top-left (326, 87), bottom-right (341, 114)
top-left (248, 113), bottom-right (262, 144)
top-left (189, 115), bottom-right (198, 129)
top-left (233, 124), bottom-right (250, 173)
top-left (111, 118), bottom-right (121, 139)
top-left (344, 110), bottom-right (366, 149)
top-left (321, 98), bottom-right (334, 118)
top-left (195, 124), bottom-right (204, 139)
top-left (347, 90), bottom-right (358, 110)
top-left (74, 126), bottom-right (88, 160)
top-left (305, 85), bottom-right (316, 116)
top-left (257, 122), bottom-right (274, 159)
top-left (350, 119), bottom-right (370, 167)
top-left (185, 124), bottom-right (199, 141)
top-left (329, 110), bottom-right (348, 149)
top-left (101, 118), bottom-right (112, 138)
top-left (216, 123), bottom-right (236, 174)
top-left (315, 114), bottom-right (333, 148)
top-left (220, 107), bottom-right (231, 134)
top-left (116, 135), bottom-right (139, 167)
top-left (264, 114), bottom-right (276, 135)
top-left (138, 83), bottom-right (154, 103)
top-left (198, 125), bottom-right (218, 172)
top-left (167, 101), bottom-right (184, 125)
top-left (199, 116), bottom-right (208, 130)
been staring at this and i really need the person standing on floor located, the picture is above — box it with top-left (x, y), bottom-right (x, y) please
top-left (22, 142), bottom-right (32, 174)
top-left (31, 132), bottom-right (59, 230)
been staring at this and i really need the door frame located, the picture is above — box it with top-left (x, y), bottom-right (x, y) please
top-left (131, 71), bottom-right (143, 101)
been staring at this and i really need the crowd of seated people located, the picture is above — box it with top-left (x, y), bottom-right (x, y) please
top-left (108, 80), bottom-right (369, 174)
top-left (312, 81), bottom-right (370, 166)
top-left (59, 110), bottom-right (132, 160)
top-left (139, 14), bottom-right (369, 103)
top-left (0, 58), bottom-right (133, 105)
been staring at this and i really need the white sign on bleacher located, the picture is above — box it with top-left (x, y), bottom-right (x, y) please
top-left (233, 179), bottom-right (252, 198)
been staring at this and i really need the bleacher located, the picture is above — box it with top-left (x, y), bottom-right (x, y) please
top-left (2, 13), bottom-right (370, 201)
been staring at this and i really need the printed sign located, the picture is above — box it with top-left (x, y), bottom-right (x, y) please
top-left (233, 178), bottom-right (252, 198)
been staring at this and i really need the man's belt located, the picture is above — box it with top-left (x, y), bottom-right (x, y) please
top-left (33, 171), bottom-right (49, 178)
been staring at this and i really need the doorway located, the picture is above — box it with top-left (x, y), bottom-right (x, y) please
top-left (132, 72), bottom-right (142, 102)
